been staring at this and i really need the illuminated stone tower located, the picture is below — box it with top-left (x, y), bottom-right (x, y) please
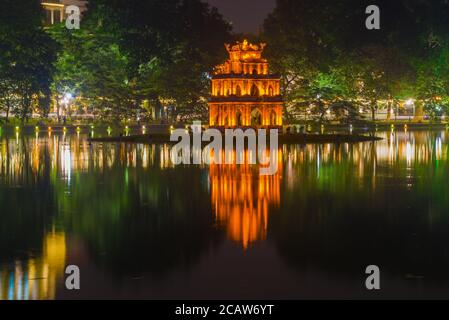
top-left (209, 40), bottom-right (283, 127)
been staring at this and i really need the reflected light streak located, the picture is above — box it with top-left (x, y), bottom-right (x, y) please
top-left (209, 149), bottom-right (282, 249)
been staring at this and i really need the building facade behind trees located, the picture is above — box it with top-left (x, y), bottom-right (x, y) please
top-left (41, 0), bottom-right (87, 25)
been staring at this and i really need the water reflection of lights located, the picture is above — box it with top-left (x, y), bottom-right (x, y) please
top-left (406, 141), bottom-right (413, 167)
top-left (209, 150), bottom-right (282, 249)
top-left (436, 137), bottom-right (442, 160)
top-left (61, 143), bottom-right (72, 185)
top-left (0, 136), bottom-right (183, 183)
top-left (0, 232), bottom-right (66, 300)
top-left (1, 131), bottom-right (449, 183)
top-left (1, 129), bottom-right (449, 277)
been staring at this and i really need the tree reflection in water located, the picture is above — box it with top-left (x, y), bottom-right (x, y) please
top-left (2, 130), bottom-right (449, 298)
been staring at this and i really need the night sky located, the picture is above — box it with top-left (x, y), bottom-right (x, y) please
top-left (206, 0), bottom-right (277, 34)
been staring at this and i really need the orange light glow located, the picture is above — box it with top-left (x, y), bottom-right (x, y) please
top-left (209, 40), bottom-right (283, 127)
top-left (209, 150), bottom-right (282, 249)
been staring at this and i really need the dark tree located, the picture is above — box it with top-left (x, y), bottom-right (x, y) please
top-left (262, 0), bottom-right (449, 122)
top-left (0, 0), bottom-right (58, 122)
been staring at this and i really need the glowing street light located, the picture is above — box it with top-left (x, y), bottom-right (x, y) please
top-left (405, 99), bottom-right (414, 107)
top-left (59, 92), bottom-right (74, 120)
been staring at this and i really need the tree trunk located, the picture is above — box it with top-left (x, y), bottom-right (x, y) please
top-left (153, 99), bottom-right (163, 122)
top-left (5, 100), bottom-right (10, 123)
top-left (413, 101), bottom-right (424, 122)
top-left (386, 100), bottom-right (392, 121)
top-left (56, 99), bottom-right (61, 123)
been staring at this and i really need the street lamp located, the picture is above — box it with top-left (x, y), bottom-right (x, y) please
top-left (60, 93), bottom-right (73, 122)
top-left (405, 99), bottom-right (415, 122)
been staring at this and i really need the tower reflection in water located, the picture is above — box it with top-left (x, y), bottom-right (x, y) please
top-left (0, 232), bottom-right (66, 300)
top-left (1, 130), bottom-right (449, 299)
top-left (209, 149), bottom-right (282, 249)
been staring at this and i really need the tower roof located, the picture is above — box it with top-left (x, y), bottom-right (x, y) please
top-left (225, 39), bottom-right (267, 62)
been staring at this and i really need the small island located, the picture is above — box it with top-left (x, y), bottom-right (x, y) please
top-left (88, 132), bottom-right (382, 144)
top-left (88, 40), bottom-right (382, 145)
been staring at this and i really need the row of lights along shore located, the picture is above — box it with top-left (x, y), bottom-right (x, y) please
top-left (2, 125), bottom-right (150, 135)
top-left (3, 124), bottom-right (449, 136)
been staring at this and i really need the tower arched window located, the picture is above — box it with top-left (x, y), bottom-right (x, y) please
top-left (251, 109), bottom-right (262, 126)
top-left (236, 85), bottom-right (242, 96)
top-left (216, 84), bottom-right (221, 96)
top-left (250, 84), bottom-right (259, 97)
top-left (268, 86), bottom-right (274, 96)
top-left (236, 110), bottom-right (243, 126)
top-left (270, 110), bottom-right (277, 125)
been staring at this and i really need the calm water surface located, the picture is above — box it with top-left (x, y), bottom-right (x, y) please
top-left (1, 130), bottom-right (449, 299)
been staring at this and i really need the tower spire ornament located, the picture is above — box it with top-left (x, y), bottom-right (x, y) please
top-left (209, 40), bottom-right (283, 127)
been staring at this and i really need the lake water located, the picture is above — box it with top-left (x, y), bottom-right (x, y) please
top-left (1, 130), bottom-right (449, 299)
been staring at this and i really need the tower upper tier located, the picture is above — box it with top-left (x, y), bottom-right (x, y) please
top-left (214, 40), bottom-right (270, 76)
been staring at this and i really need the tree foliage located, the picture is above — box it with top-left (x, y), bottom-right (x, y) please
top-left (66, 0), bottom-right (234, 122)
top-left (263, 0), bottom-right (449, 122)
top-left (0, 0), bottom-right (58, 122)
